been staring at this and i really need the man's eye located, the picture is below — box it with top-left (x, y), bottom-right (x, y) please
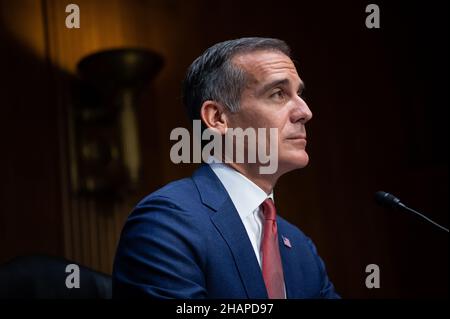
top-left (271, 90), bottom-right (284, 99)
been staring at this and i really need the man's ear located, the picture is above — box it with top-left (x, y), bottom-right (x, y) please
top-left (200, 100), bottom-right (228, 135)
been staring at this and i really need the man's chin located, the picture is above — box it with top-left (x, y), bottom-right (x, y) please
top-left (293, 157), bottom-right (309, 169)
top-left (278, 153), bottom-right (310, 174)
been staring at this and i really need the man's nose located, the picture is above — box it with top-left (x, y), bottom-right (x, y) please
top-left (290, 96), bottom-right (313, 124)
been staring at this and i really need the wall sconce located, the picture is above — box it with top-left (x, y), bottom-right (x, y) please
top-left (71, 48), bottom-right (163, 196)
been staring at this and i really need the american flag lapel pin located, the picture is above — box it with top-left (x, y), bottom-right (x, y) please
top-left (282, 236), bottom-right (292, 248)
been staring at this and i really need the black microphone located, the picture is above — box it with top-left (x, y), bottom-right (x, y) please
top-left (374, 191), bottom-right (449, 233)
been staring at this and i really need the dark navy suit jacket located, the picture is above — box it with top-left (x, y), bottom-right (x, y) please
top-left (113, 164), bottom-right (339, 298)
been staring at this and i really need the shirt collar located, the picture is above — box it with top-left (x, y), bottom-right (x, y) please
top-left (207, 157), bottom-right (274, 219)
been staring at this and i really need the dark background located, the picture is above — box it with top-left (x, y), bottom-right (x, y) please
top-left (0, 0), bottom-right (448, 298)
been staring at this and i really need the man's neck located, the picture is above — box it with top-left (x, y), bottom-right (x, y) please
top-left (225, 162), bottom-right (279, 195)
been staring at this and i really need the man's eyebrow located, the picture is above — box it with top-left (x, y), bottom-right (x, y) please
top-left (258, 78), bottom-right (305, 95)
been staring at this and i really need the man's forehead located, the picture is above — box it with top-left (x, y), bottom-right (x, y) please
top-left (232, 50), bottom-right (300, 84)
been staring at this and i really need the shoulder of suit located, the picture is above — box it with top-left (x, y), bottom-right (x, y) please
top-left (137, 177), bottom-right (197, 205)
top-left (132, 177), bottom-right (209, 221)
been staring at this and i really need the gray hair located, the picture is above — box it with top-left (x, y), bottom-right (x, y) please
top-left (182, 37), bottom-right (291, 121)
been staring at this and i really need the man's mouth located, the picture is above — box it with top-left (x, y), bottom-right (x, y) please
top-left (286, 135), bottom-right (306, 140)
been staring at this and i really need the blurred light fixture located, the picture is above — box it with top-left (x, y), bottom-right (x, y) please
top-left (71, 48), bottom-right (163, 196)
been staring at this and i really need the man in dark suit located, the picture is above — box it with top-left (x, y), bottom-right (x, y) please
top-left (113, 37), bottom-right (339, 299)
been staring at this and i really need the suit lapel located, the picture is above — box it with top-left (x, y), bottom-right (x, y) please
top-left (211, 201), bottom-right (268, 298)
top-left (193, 164), bottom-right (268, 299)
top-left (278, 223), bottom-right (306, 299)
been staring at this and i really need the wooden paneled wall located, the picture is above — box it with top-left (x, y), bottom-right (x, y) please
top-left (42, 0), bottom-right (192, 274)
top-left (1, 0), bottom-right (198, 274)
top-left (1, 0), bottom-right (62, 263)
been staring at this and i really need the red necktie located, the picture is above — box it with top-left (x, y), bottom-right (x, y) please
top-left (261, 198), bottom-right (285, 299)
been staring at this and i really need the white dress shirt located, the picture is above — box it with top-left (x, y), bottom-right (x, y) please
top-left (208, 159), bottom-right (273, 268)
